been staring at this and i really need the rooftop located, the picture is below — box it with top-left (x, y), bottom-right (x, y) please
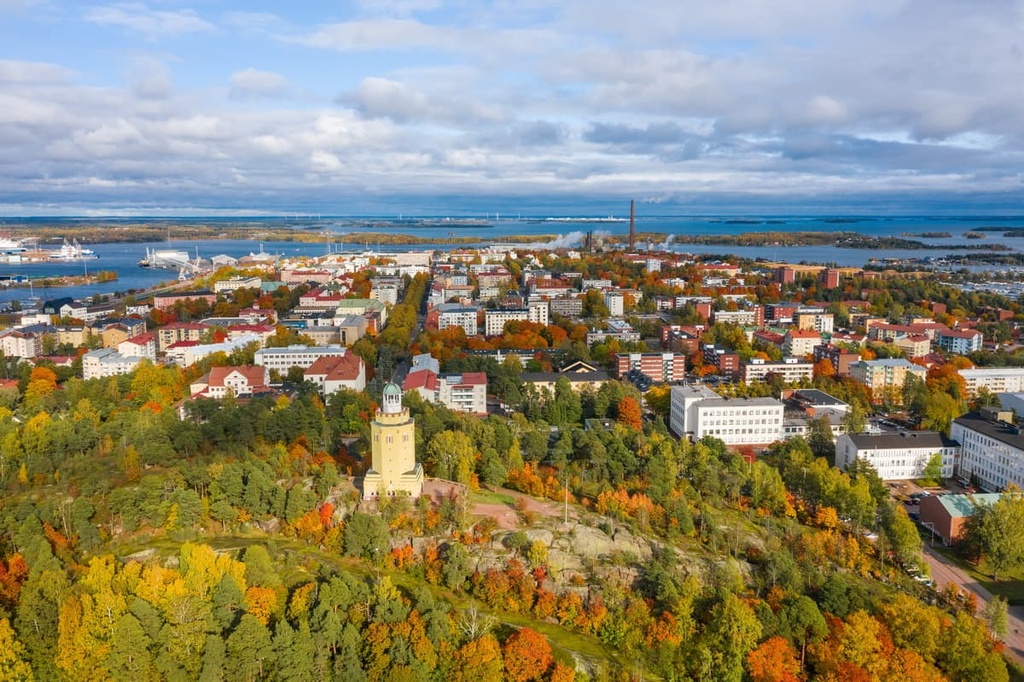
top-left (845, 430), bottom-right (958, 450)
top-left (954, 411), bottom-right (1024, 451)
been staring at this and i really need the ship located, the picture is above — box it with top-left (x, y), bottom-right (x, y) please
top-left (0, 237), bottom-right (27, 253)
top-left (138, 248), bottom-right (194, 269)
top-left (48, 238), bottom-right (98, 260)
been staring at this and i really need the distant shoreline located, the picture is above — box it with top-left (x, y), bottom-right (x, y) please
top-left (0, 223), bottom-right (1013, 251)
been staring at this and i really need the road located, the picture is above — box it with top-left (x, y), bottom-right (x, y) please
top-left (922, 545), bottom-right (1024, 666)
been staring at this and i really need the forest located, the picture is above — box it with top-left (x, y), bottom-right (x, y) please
top-left (0, 252), bottom-right (1022, 680)
top-left (0, 347), bottom-right (1014, 681)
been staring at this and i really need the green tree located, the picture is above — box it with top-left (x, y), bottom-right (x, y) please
top-left (920, 453), bottom-right (944, 486)
top-left (882, 502), bottom-right (923, 568)
top-left (343, 512), bottom-right (389, 564)
top-left (983, 595), bottom-right (1009, 639)
top-left (786, 595), bottom-right (827, 667)
top-left (225, 614), bottom-right (273, 681)
top-left (920, 391), bottom-right (963, 435)
top-left (705, 594), bottom-right (762, 682)
top-left (964, 492), bottom-right (1024, 580)
top-left (425, 430), bottom-right (476, 483)
top-left (106, 613), bottom-right (154, 682)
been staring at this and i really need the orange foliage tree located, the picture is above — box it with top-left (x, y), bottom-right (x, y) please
top-left (503, 627), bottom-right (554, 682)
top-left (747, 636), bottom-right (802, 682)
top-left (616, 396), bottom-right (642, 430)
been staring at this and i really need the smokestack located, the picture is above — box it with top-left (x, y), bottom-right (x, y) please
top-left (629, 199), bottom-right (636, 251)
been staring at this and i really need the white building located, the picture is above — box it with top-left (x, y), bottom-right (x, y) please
top-left (958, 367), bottom-right (1024, 397)
top-left (253, 344), bottom-right (348, 371)
top-left (402, 369), bottom-right (487, 414)
top-left (484, 308), bottom-right (529, 336)
top-left (835, 431), bottom-right (959, 481)
top-left (604, 292), bottom-right (625, 317)
top-left (670, 385), bottom-right (785, 445)
top-left (937, 329), bottom-right (984, 355)
top-left (214, 276), bottom-right (262, 294)
top-left (741, 358), bottom-right (814, 385)
top-left (370, 283), bottom-right (400, 306)
top-left (164, 334), bottom-right (264, 367)
top-left (952, 409), bottom-right (1024, 492)
top-left (0, 330), bottom-right (41, 359)
top-left (436, 304), bottom-right (480, 337)
top-left (304, 353), bottom-right (367, 395)
top-left (82, 348), bottom-right (145, 380)
top-left (190, 366), bottom-right (271, 399)
top-left (117, 333), bottom-right (157, 362)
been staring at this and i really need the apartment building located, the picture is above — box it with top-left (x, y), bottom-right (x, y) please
top-left (670, 385), bottom-right (785, 445)
top-left (850, 358), bottom-right (927, 403)
top-left (957, 367), bottom-right (1024, 398)
top-left (741, 358), bottom-right (814, 385)
top-left (937, 328), bottom-right (984, 355)
top-left (615, 352), bottom-right (687, 383)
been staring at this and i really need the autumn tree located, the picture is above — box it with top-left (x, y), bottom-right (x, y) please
top-left (0, 617), bottom-right (33, 681)
top-left (503, 628), bottom-right (554, 682)
top-left (616, 396), bottom-right (642, 430)
top-left (746, 636), bottom-right (801, 682)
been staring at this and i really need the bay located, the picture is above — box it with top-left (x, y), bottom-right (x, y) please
top-left (1, 214), bottom-right (1021, 307)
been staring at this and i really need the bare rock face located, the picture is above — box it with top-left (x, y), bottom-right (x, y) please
top-left (557, 522), bottom-right (652, 562)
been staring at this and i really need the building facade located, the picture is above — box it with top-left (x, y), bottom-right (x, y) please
top-left (951, 409), bottom-right (1024, 492)
top-left (957, 367), bottom-right (1024, 397)
top-left (615, 352), bottom-right (687, 383)
top-left (850, 358), bottom-right (927, 403)
top-left (835, 431), bottom-right (959, 480)
top-left (253, 345), bottom-right (348, 371)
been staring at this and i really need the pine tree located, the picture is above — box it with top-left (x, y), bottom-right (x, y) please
top-left (106, 614), bottom-right (154, 682)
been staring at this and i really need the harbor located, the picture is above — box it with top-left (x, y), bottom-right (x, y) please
top-left (0, 236), bottom-right (98, 263)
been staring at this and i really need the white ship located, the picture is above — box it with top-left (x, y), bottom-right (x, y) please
top-left (139, 247), bottom-right (209, 275)
top-left (0, 237), bottom-right (27, 253)
top-left (48, 238), bottom-right (97, 260)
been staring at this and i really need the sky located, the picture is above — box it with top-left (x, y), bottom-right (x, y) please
top-left (2, 0), bottom-right (1024, 216)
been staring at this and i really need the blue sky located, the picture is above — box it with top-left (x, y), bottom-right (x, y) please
top-left (1, 0), bottom-right (1023, 216)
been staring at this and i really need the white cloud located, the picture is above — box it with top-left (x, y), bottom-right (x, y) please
top-left (0, 59), bottom-right (73, 85)
top-left (298, 18), bottom-right (458, 51)
top-left (3, 1), bottom-right (1024, 212)
top-left (85, 3), bottom-right (214, 38)
top-left (230, 68), bottom-right (289, 98)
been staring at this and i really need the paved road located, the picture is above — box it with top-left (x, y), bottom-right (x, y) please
top-left (922, 546), bottom-right (1024, 666)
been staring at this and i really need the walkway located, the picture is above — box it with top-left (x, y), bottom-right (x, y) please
top-left (922, 546), bottom-right (1024, 666)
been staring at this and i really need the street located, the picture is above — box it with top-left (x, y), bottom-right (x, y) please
top-left (922, 546), bottom-right (1024, 666)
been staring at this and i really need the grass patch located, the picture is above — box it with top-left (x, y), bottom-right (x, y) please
top-left (471, 489), bottom-right (518, 507)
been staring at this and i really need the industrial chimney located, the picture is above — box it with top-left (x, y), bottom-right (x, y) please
top-left (628, 199), bottom-right (636, 251)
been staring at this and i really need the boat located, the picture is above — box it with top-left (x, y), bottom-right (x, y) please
top-left (0, 237), bottom-right (26, 253)
top-left (138, 248), bottom-right (193, 269)
top-left (48, 238), bottom-right (98, 261)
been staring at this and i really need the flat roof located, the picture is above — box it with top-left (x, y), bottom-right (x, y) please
top-left (846, 431), bottom-right (957, 450)
top-left (953, 412), bottom-right (1024, 451)
top-left (792, 389), bottom-right (846, 406)
top-left (934, 493), bottom-right (1004, 518)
